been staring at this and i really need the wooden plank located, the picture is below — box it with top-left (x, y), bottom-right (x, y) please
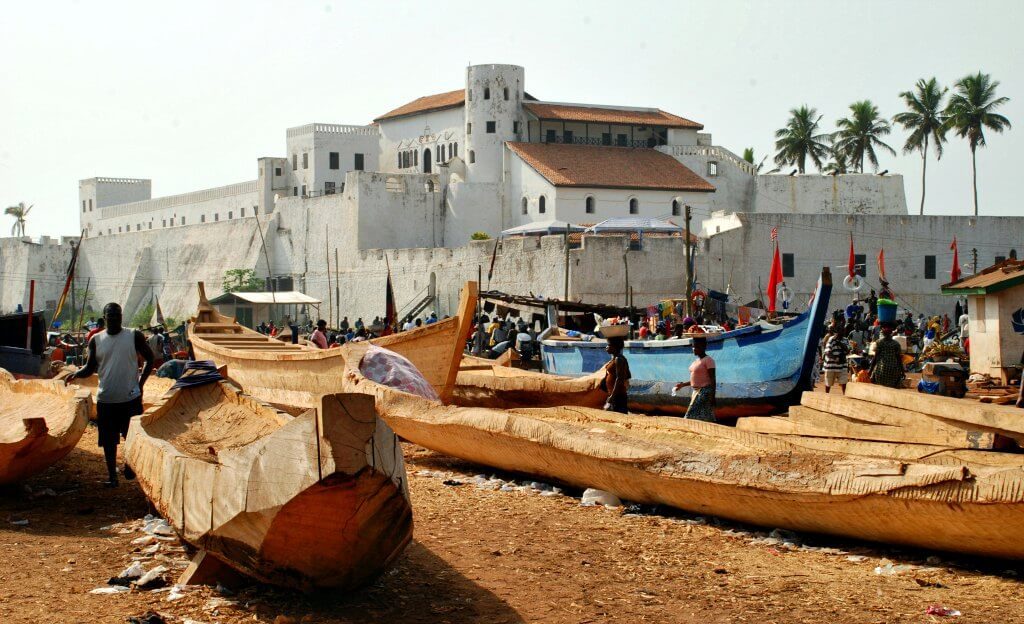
top-left (788, 406), bottom-right (995, 448)
top-left (845, 383), bottom-right (1024, 441)
top-left (800, 393), bottom-right (996, 449)
top-left (439, 281), bottom-right (478, 404)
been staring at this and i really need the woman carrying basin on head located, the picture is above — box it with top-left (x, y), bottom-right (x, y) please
top-left (673, 335), bottom-right (717, 422)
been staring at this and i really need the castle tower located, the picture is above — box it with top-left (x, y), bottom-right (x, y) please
top-left (464, 64), bottom-right (525, 183)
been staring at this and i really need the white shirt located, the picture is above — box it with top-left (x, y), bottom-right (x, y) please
top-left (402, 321), bottom-right (415, 331)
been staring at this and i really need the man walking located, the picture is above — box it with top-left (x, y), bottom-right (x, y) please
top-left (822, 326), bottom-right (850, 394)
top-left (67, 303), bottom-right (154, 487)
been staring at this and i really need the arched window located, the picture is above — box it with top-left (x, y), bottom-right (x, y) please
top-left (629, 197), bottom-right (639, 214)
top-left (521, 197), bottom-right (528, 215)
top-left (426, 180), bottom-right (435, 192)
top-left (469, 150), bottom-right (475, 164)
top-left (397, 152), bottom-right (402, 168)
top-left (585, 196), bottom-right (595, 214)
top-left (452, 143), bottom-right (458, 157)
top-left (671, 199), bottom-right (681, 216)
top-left (539, 195), bottom-right (546, 214)
top-left (484, 87), bottom-right (491, 100)
top-left (414, 150), bottom-right (418, 166)
top-left (440, 144), bottom-right (446, 161)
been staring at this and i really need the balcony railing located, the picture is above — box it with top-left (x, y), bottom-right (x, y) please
top-left (539, 135), bottom-right (663, 148)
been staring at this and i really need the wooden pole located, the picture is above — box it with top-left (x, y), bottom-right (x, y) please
top-left (26, 280), bottom-right (35, 350)
top-left (623, 252), bottom-right (630, 308)
top-left (76, 277), bottom-right (91, 362)
top-left (325, 233), bottom-right (332, 327)
top-left (70, 242), bottom-right (77, 332)
top-left (684, 204), bottom-right (693, 317)
top-left (334, 247), bottom-right (341, 329)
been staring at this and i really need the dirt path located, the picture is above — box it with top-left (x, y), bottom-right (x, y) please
top-left (0, 430), bottom-right (1020, 623)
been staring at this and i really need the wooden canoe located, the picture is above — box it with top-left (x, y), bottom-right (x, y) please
top-left (124, 379), bottom-right (412, 591)
top-left (187, 282), bottom-right (477, 410)
top-left (339, 342), bottom-right (1024, 560)
top-left (454, 355), bottom-right (605, 409)
top-left (0, 368), bottom-right (92, 484)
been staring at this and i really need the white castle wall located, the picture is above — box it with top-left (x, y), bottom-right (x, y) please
top-left (703, 213), bottom-right (1024, 316)
top-left (378, 107), bottom-right (465, 175)
top-left (284, 123), bottom-right (380, 198)
top-left (0, 237), bottom-right (75, 315)
top-left (753, 174), bottom-right (907, 215)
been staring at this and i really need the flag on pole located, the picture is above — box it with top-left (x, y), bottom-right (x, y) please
top-left (384, 255), bottom-right (397, 334)
top-left (767, 242), bottom-right (783, 313)
top-left (950, 237), bottom-right (962, 283)
top-left (150, 295), bottom-right (166, 328)
top-left (877, 249), bottom-right (887, 281)
top-left (848, 234), bottom-right (856, 278)
top-left (51, 236), bottom-right (83, 328)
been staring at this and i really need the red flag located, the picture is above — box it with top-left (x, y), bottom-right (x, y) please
top-left (877, 248), bottom-right (886, 281)
top-left (767, 242), bottom-right (783, 313)
top-left (950, 237), bottom-right (961, 283)
top-left (848, 234), bottom-right (856, 279)
top-left (384, 256), bottom-right (397, 334)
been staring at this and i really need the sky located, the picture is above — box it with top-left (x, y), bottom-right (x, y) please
top-left (1, 0), bottom-right (1021, 237)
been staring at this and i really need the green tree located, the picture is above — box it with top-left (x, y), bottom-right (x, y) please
top-left (223, 268), bottom-right (266, 293)
top-left (823, 147), bottom-right (850, 175)
top-left (893, 78), bottom-right (948, 215)
top-left (832, 100), bottom-right (896, 173)
top-left (131, 303), bottom-right (155, 328)
top-left (742, 148), bottom-right (765, 172)
top-left (470, 231), bottom-right (491, 241)
top-left (4, 202), bottom-right (33, 237)
top-left (944, 72), bottom-right (1012, 216)
top-left (773, 106), bottom-right (831, 173)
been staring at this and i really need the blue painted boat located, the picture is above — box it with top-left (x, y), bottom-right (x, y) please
top-left (540, 269), bottom-right (832, 417)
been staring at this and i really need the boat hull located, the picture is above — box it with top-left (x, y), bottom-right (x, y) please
top-left (540, 271), bottom-right (832, 417)
top-left (125, 383), bottom-right (412, 591)
top-left (0, 369), bottom-right (91, 484)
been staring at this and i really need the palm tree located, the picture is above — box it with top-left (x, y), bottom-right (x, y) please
top-left (822, 147), bottom-right (849, 175)
top-left (773, 106), bottom-right (832, 173)
top-left (4, 202), bottom-right (32, 237)
top-left (742, 147), bottom-right (765, 173)
top-left (832, 100), bottom-right (896, 173)
top-left (945, 72), bottom-right (1012, 216)
top-left (893, 78), bottom-right (948, 215)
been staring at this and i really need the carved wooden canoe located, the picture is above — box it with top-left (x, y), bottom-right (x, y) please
top-left (340, 342), bottom-right (1024, 560)
top-left (187, 282), bottom-right (476, 410)
top-left (454, 355), bottom-right (605, 410)
top-left (124, 379), bottom-right (412, 591)
top-left (0, 368), bottom-right (92, 485)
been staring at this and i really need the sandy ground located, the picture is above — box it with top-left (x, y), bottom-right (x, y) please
top-left (1, 428), bottom-right (1022, 624)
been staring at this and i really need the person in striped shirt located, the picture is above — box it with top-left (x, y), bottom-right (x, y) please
top-left (822, 325), bottom-right (850, 394)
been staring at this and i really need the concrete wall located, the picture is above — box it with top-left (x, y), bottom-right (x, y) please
top-left (0, 237), bottom-right (75, 315)
top-left (753, 174), bottom-right (907, 215)
top-left (79, 178), bottom-right (151, 234)
top-left (703, 213), bottom-right (1024, 317)
top-left (966, 287), bottom-right (1024, 377)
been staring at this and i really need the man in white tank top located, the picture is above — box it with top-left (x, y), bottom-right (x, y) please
top-left (67, 303), bottom-right (155, 487)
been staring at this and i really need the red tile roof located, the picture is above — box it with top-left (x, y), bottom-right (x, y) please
top-left (506, 142), bottom-right (715, 192)
top-left (374, 89), bottom-right (465, 122)
top-left (524, 103), bottom-right (702, 129)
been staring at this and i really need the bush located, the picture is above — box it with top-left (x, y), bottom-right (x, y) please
top-left (470, 231), bottom-right (491, 241)
top-left (131, 303), bottom-right (155, 328)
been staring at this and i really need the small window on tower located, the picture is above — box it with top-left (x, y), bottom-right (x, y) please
top-left (484, 87), bottom-right (491, 100)
top-left (302, 153), bottom-right (308, 169)
top-left (292, 154), bottom-right (297, 170)
top-left (228, 211), bottom-right (233, 219)
top-left (452, 143), bottom-right (458, 157)
top-left (708, 161), bottom-right (719, 176)
top-left (214, 213), bottom-right (219, 222)
top-left (440, 145), bottom-right (446, 161)
top-left (539, 196), bottom-right (546, 214)
top-left (275, 167), bottom-right (282, 176)
top-left (89, 199), bottom-right (93, 211)
top-left (513, 121), bottom-right (520, 133)
top-left (293, 187), bottom-right (298, 196)
top-left (522, 197), bottom-right (528, 215)
top-left (201, 215), bottom-right (206, 223)
top-left (241, 207), bottom-right (246, 217)
top-left (82, 200), bottom-right (86, 213)
top-left (469, 151), bottom-right (475, 164)
top-left (354, 153), bottom-right (364, 170)
top-left (301, 185), bottom-right (306, 196)
top-left (329, 152), bottom-right (339, 170)
top-left (486, 121), bottom-right (496, 133)
top-left (467, 123), bottom-right (472, 135)
top-left (503, 87), bottom-right (509, 100)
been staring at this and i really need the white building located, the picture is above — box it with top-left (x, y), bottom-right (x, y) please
top-left (3, 62), bottom-right (1018, 325)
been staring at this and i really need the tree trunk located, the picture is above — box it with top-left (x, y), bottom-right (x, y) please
top-left (919, 135), bottom-right (928, 216)
top-left (971, 145), bottom-right (978, 217)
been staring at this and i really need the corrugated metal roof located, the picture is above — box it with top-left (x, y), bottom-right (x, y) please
top-left (941, 259), bottom-right (1024, 294)
top-left (524, 103), bottom-right (702, 129)
top-left (209, 291), bottom-right (322, 305)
